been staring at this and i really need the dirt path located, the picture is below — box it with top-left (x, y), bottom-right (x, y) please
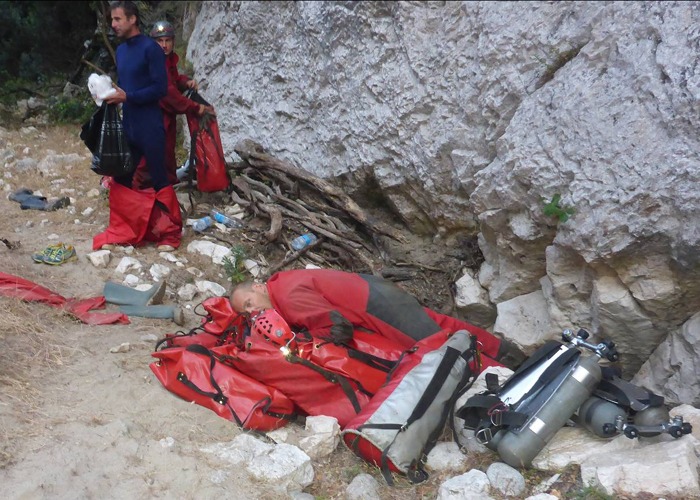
top-left (1, 124), bottom-right (471, 500)
top-left (0, 124), bottom-right (285, 499)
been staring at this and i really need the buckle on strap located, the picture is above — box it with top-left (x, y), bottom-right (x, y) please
top-left (488, 401), bottom-right (508, 426)
top-left (475, 426), bottom-right (493, 444)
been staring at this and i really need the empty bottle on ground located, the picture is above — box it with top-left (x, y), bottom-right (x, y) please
top-left (291, 233), bottom-right (318, 251)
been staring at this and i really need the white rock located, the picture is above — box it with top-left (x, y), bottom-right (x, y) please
top-left (246, 443), bottom-right (314, 494)
top-left (123, 245), bottom-right (134, 255)
top-left (634, 312), bottom-right (700, 406)
top-left (86, 250), bottom-right (111, 268)
top-left (115, 257), bottom-right (142, 275)
top-left (186, 239), bottom-right (232, 265)
top-left (266, 429), bottom-right (290, 444)
top-left (486, 462), bottom-right (526, 497)
top-left (160, 252), bottom-right (180, 263)
top-left (298, 416), bottom-right (340, 459)
top-left (243, 258), bottom-right (261, 277)
top-left (305, 264), bottom-right (322, 270)
top-left (81, 207), bottom-right (94, 217)
top-left (159, 436), bottom-right (175, 448)
top-left (525, 495), bottom-right (559, 500)
top-left (149, 263), bottom-right (171, 281)
top-left (87, 188), bottom-right (101, 198)
top-left (177, 284), bottom-right (198, 302)
top-left (454, 269), bottom-right (496, 327)
top-left (74, 219), bottom-right (81, 225)
top-left (195, 280), bottom-right (227, 298)
top-left (47, 233), bottom-right (59, 240)
top-left (109, 343), bottom-right (131, 353)
top-left (493, 290), bottom-right (554, 354)
top-left (425, 441), bottom-right (468, 471)
top-left (187, 267), bottom-right (204, 278)
top-left (122, 274), bottom-right (140, 287)
top-left (437, 469), bottom-right (494, 500)
top-left (201, 434), bottom-right (274, 466)
top-left (346, 473), bottom-right (381, 500)
top-left (532, 427), bottom-right (638, 471)
top-left (580, 437), bottom-right (700, 498)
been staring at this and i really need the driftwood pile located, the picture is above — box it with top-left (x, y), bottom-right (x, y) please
top-left (184, 138), bottom-right (414, 280)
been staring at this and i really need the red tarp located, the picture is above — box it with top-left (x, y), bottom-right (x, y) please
top-left (0, 272), bottom-right (129, 325)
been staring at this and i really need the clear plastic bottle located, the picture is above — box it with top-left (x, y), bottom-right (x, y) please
top-left (291, 232), bottom-right (318, 251)
top-left (192, 216), bottom-right (213, 232)
top-left (210, 209), bottom-right (244, 229)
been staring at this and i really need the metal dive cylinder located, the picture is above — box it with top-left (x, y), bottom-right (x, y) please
top-left (576, 396), bottom-right (628, 438)
top-left (496, 353), bottom-right (602, 468)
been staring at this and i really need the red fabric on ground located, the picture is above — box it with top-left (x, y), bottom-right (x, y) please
top-left (0, 272), bottom-right (129, 325)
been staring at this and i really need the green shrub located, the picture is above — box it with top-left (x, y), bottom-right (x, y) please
top-left (48, 95), bottom-right (95, 124)
top-left (222, 245), bottom-right (248, 284)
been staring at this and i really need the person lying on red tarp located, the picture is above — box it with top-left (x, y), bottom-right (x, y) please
top-left (229, 268), bottom-right (526, 370)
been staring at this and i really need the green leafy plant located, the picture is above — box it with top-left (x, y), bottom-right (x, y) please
top-left (48, 95), bottom-right (95, 124)
top-left (541, 193), bottom-right (575, 223)
top-left (222, 245), bottom-right (248, 284)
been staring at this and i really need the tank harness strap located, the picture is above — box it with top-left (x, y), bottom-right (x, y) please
top-left (595, 376), bottom-right (665, 412)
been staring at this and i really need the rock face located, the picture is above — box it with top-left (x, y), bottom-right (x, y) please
top-left (188, 2), bottom-right (700, 391)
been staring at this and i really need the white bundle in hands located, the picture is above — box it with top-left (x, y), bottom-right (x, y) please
top-left (87, 73), bottom-right (117, 106)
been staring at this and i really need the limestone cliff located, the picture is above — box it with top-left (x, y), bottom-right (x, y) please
top-left (188, 1), bottom-right (700, 403)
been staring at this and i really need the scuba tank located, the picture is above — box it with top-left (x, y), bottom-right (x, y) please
top-left (575, 372), bottom-right (692, 440)
top-left (457, 328), bottom-right (618, 468)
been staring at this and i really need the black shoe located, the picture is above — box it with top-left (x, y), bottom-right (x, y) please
top-left (496, 339), bottom-right (528, 370)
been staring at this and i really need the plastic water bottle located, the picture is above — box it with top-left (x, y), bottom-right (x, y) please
top-left (210, 209), bottom-right (244, 229)
top-left (192, 216), bottom-right (213, 232)
top-left (291, 232), bottom-right (318, 251)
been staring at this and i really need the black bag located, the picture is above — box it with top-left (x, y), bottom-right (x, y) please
top-left (80, 102), bottom-right (134, 176)
top-left (80, 104), bottom-right (105, 154)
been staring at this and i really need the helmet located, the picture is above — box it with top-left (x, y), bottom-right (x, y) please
top-left (252, 309), bottom-right (296, 348)
top-left (150, 20), bottom-right (175, 39)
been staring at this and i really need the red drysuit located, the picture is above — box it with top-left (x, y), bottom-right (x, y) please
top-left (134, 51), bottom-right (198, 189)
top-left (266, 269), bottom-right (504, 368)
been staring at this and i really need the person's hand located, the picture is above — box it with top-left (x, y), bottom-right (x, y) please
top-left (104, 86), bottom-right (127, 105)
top-left (198, 104), bottom-right (216, 116)
top-left (186, 79), bottom-right (198, 91)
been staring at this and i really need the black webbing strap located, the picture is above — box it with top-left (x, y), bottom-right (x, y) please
top-left (456, 344), bottom-right (580, 442)
top-left (242, 396), bottom-right (296, 427)
top-left (345, 347), bottom-right (397, 373)
top-left (595, 377), bottom-right (665, 412)
top-left (155, 326), bottom-right (206, 352)
top-left (362, 343), bottom-right (475, 485)
top-left (178, 344), bottom-right (244, 427)
top-left (286, 354), bottom-right (362, 414)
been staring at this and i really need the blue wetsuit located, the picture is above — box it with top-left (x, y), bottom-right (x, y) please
top-left (114, 34), bottom-right (168, 190)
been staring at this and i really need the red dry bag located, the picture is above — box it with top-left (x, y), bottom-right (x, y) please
top-left (185, 90), bottom-right (230, 193)
top-left (151, 344), bottom-right (295, 431)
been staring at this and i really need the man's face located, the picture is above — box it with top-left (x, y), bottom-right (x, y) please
top-left (156, 36), bottom-right (174, 55)
top-left (111, 8), bottom-right (138, 39)
top-left (230, 283), bottom-right (272, 314)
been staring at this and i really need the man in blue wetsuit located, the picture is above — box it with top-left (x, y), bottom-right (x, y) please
top-left (99, 1), bottom-right (182, 251)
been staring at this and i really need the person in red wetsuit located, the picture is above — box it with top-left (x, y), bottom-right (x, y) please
top-left (230, 268), bottom-right (526, 370)
top-left (134, 20), bottom-right (214, 189)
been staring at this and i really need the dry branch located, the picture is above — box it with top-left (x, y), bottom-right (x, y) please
top-left (234, 139), bottom-right (405, 243)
